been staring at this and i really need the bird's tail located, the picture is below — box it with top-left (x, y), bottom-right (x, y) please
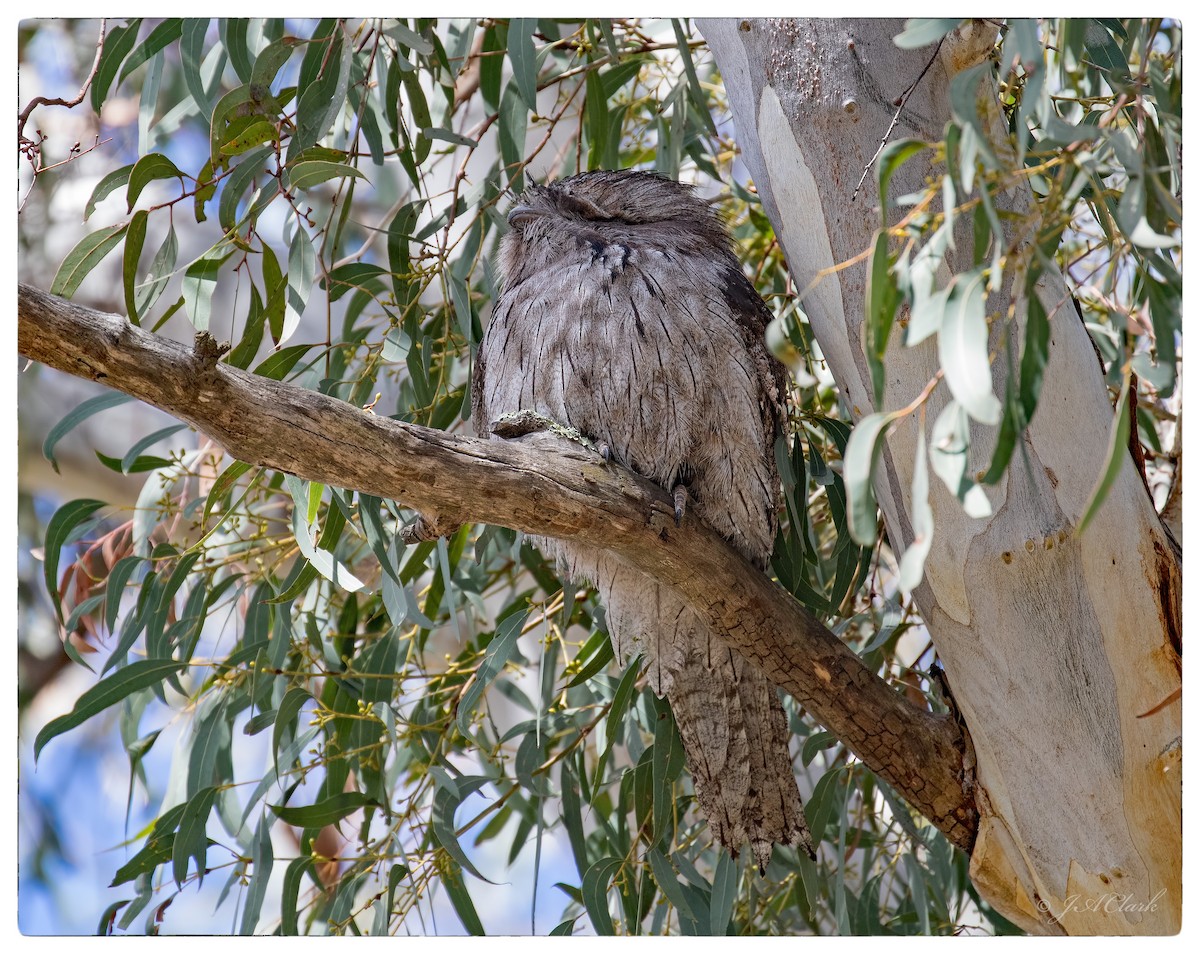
top-left (577, 554), bottom-right (813, 870)
top-left (665, 629), bottom-right (814, 871)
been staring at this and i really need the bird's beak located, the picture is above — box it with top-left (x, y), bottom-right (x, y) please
top-left (507, 205), bottom-right (542, 229)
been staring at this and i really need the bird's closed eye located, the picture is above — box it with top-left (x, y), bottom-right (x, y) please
top-left (559, 193), bottom-right (612, 221)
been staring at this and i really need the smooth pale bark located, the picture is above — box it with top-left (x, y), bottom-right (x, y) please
top-left (703, 18), bottom-right (1181, 935)
top-left (17, 281), bottom-right (977, 848)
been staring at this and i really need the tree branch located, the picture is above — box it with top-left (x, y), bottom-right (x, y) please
top-left (17, 282), bottom-right (977, 849)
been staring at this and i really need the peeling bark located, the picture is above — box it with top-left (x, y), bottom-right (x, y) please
top-left (702, 17), bottom-right (1181, 935)
top-left (17, 280), bottom-right (978, 849)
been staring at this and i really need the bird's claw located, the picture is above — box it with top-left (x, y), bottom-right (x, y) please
top-left (672, 483), bottom-right (688, 527)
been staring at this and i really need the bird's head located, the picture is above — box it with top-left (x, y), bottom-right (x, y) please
top-left (498, 170), bottom-right (726, 284)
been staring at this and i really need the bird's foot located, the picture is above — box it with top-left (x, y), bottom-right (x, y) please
top-left (672, 482), bottom-right (688, 527)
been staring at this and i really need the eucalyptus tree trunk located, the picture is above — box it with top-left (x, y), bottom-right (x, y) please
top-left (702, 18), bottom-right (1181, 935)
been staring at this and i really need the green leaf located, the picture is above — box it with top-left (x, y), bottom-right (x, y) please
top-left (289, 27), bottom-right (352, 161)
top-left (671, 19), bottom-right (717, 137)
top-left (876, 138), bottom-right (930, 215)
top-left (270, 791), bottom-right (374, 829)
top-left (559, 761), bottom-right (589, 879)
top-left (220, 148), bottom-right (278, 235)
top-left (842, 412), bottom-right (897, 546)
top-left (280, 857), bottom-right (314, 935)
top-left (801, 730), bottom-right (839, 766)
top-left (456, 608), bottom-right (530, 736)
top-left (104, 555), bottom-right (145, 633)
top-left (1077, 372), bottom-right (1132, 536)
top-left (585, 71), bottom-right (609, 169)
top-left (90, 19), bottom-right (143, 114)
top-left (41, 496), bottom-right (108, 626)
top-left (939, 268), bottom-right (1001, 424)
top-left (864, 230), bottom-right (899, 403)
top-left (43, 392), bottom-right (133, 474)
top-left (897, 427), bottom-right (933, 595)
top-left (181, 20), bottom-right (213, 116)
top-left (51, 224), bottom-right (129, 298)
top-left (894, 18), bottom-right (962, 49)
top-left (251, 35), bottom-right (297, 92)
top-left (1146, 276), bottom-right (1179, 397)
top-left (647, 849), bottom-right (702, 934)
top-left (565, 628), bottom-right (615, 688)
top-left (122, 210), bottom-right (148, 323)
top-left (596, 656), bottom-right (642, 791)
top-left (288, 160), bottom-right (368, 191)
top-left (441, 859), bottom-right (486, 935)
top-left (549, 918), bottom-right (577, 936)
top-left (1018, 288), bottom-right (1051, 424)
top-left (35, 659), bottom-right (187, 759)
top-left (120, 423), bottom-right (187, 474)
top-left (119, 18), bottom-right (182, 82)
top-left (200, 459), bottom-right (253, 531)
top-left (498, 81), bottom-right (529, 191)
top-left (239, 813), bottom-right (274, 934)
top-left (253, 342), bottom-right (319, 381)
top-left (126, 154), bottom-right (183, 210)
top-left (84, 164), bottom-right (133, 220)
top-left (509, 19), bottom-right (539, 109)
top-left (323, 263), bottom-right (389, 302)
top-left (172, 786), bottom-right (217, 887)
top-left (581, 856), bottom-right (623, 936)
top-left (431, 778), bottom-right (495, 884)
top-left (222, 19), bottom-right (255, 84)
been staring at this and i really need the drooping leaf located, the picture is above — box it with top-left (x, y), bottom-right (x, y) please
top-left (119, 18), bottom-right (182, 82)
top-left (90, 19), bottom-right (143, 114)
top-left (172, 786), bottom-right (217, 887)
top-left (939, 268), bottom-right (1001, 425)
top-left (283, 226), bottom-right (316, 343)
top-left (842, 411), bottom-right (898, 545)
top-left (897, 427), bottom-right (934, 595)
top-left (122, 210), bottom-right (148, 323)
top-left (35, 659), bottom-right (187, 758)
top-left (43, 393), bottom-right (134, 474)
top-left (84, 164), bottom-right (133, 221)
top-left (456, 608), bottom-right (530, 737)
top-left (508, 19), bottom-right (539, 109)
top-left (1077, 371), bottom-right (1132, 536)
top-left (135, 221), bottom-right (177, 317)
top-left (51, 224), bottom-right (129, 299)
top-left (581, 856), bottom-right (623, 936)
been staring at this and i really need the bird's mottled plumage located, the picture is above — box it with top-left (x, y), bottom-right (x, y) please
top-left (475, 170), bottom-right (812, 867)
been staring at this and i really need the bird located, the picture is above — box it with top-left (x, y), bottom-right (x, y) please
top-left (473, 170), bottom-right (813, 869)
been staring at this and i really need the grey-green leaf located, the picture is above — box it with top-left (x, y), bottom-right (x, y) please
top-left (456, 608), bottom-right (529, 737)
top-left (894, 18), bottom-right (962, 49)
top-left (897, 427), bottom-right (934, 595)
top-left (843, 411), bottom-right (898, 546)
top-left (509, 19), bottom-right (538, 109)
top-left (939, 268), bottom-right (1001, 424)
